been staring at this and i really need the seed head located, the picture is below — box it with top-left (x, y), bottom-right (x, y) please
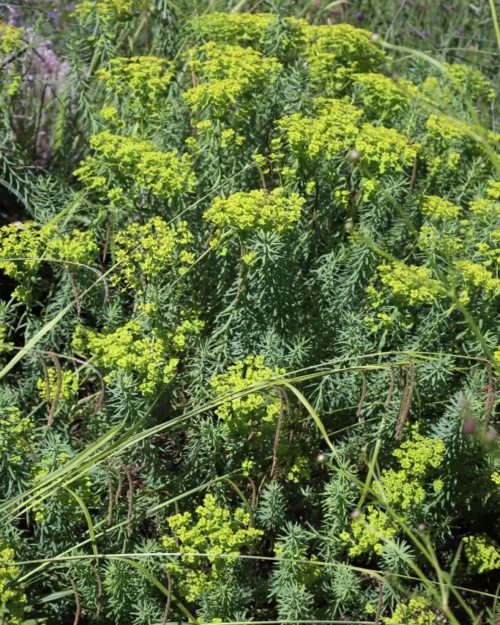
top-left (463, 418), bottom-right (477, 435)
top-left (486, 429), bottom-right (498, 442)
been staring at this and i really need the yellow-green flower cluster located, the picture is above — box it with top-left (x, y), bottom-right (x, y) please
top-left (73, 131), bottom-right (195, 203)
top-left (186, 120), bottom-right (246, 156)
top-left (421, 195), bottom-right (461, 220)
top-left (0, 544), bottom-right (26, 625)
top-left (204, 188), bottom-right (304, 236)
top-left (277, 101), bottom-right (417, 181)
top-left (73, 319), bottom-right (202, 395)
top-left (469, 198), bottom-right (500, 218)
top-left (0, 407), bottom-right (33, 464)
top-left (426, 114), bottom-right (469, 145)
top-left (276, 98), bottom-right (363, 166)
top-left (340, 506), bottom-right (396, 557)
top-left (377, 262), bottom-right (444, 306)
top-left (305, 24), bottom-right (387, 94)
top-left (444, 63), bottom-right (494, 101)
top-left (422, 63), bottom-right (493, 105)
top-left (418, 226), bottom-right (463, 257)
top-left (183, 42), bottom-right (282, 117)
top-left (463, 535), bottom-right (500, 573)
top-left (74, 0), bottom-right (139, 21)
top-left (161, 494), bottom-right (263, 603)
top-left (385, 596), bottom-right (436, 625)
top-left (394, 432), bottom-right (445, 473)
top-left (37, 369), bottom-right (79, 402)
top-left (0, 324), bottom-right (12, 357)
top-left (47, 229), bottom-right (99, 265)
top-left (286, 456), bottom-right (311, 483)
top-left (192, 12), bottom-right (275, 46)
top-left (112, 217), bottom-right (195, 292)
top-left (424, 115), bottom-right (471, 178)
top-left (0, 223), bottom-right (55, 302)
top-left (487, 181), bottom-right (500, 200)
top-left (354, 72), bottom-right (418, 118)
top-left (424, 114), bottom-right (500, 179)
top-left (191, 12), bottom-right (308, 55)
top-left (0, 22), bottom-right (23, 55)
top-left (455, 260), bottom-right (500, 295)
top-left (0, 222), bottom-right (98, 302)
top-left (375, 432), bottom-right (445, 510)
top-left (355, 123), bottom-right (420, 175)
top-left (210, 355), bottom-right (285, 435)
top-left (97, 56), bottom-right (173, 116)
top-left (475, 240), bottom-right (500, 266)
top-left (469, 181), bottom-right (500, 218)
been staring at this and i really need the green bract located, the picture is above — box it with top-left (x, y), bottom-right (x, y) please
top-left (73, 318), bottom-right (202, 395)
top-left (192, 12), bottom-right (275, 46)
top-left (385, 597), bottom-right (437, 625)
top-left (464, 535), bottom-right (500, 573)
top-left (0, 544), bottom-right (26, 625)
top-left (73, 131), bottom-right (196, 205)
top-left (0, 22), bottom-right (23, 55)
top-left (276, 98), bottom-right (363, 166)
top-left (97, 56), bottom-right (174, 116)
top-left (0, 407), bottom-right (33, 465)
top-left (162, 494), bottom-right (263, 603)
top-left (354, 72), bottom-right (419, 119)
top-left (0, 222), bottom-right (98, 302)
top-left (376, 262), bottom-right (445, 306)
top-left (74, 0), bottom-right (139, 21)
top-left (305, 23), bottom-right (387, 93)
top-left (210, 355), bottom-right (285, 433)
top-left (374, 431), bottom-right (445, 510)
top-left (112, 217), bottom-right (195, 292)
top-left (340, 506), bottom-right (396, 557)
top-left (183, 42), bottom-right (282, 117)
top-left (204, 188), bottom-right (304, 235)
top-left (2, 5), bottom-right (500, 624)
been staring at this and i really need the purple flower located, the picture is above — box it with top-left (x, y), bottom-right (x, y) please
top-left (419, 29), bottom-right (427, 37)
top-left (356, 11), bottom-right (364, 20)
top-left (457, 26), bottom-right (465, 35)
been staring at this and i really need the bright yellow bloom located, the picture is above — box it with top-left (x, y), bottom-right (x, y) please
top-left (204, 188), bottom-right (304, 235)
top-left (162, 494), bottom-right (263, 603)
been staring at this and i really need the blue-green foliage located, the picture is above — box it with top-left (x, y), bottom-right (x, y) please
top-left (1, 1), bottom-right (500, 624)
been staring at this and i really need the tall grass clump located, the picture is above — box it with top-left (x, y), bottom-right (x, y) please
top-left (1, 1), bottom-right (500, 624)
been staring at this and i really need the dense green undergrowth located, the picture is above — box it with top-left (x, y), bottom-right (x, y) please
top-left (2, 1), bottom-right (500, 624)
